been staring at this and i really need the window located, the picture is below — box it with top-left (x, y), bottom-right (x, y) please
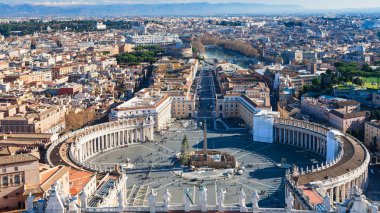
top-left (14, 167), bottom-right (18, 172)
top-left (2, 176), bottom-right (8, 187)
top-left (14, 175), bottom-right (20, 185)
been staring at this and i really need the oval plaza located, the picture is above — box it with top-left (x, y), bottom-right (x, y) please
top-left (52, 110), bottom-right (371, 213)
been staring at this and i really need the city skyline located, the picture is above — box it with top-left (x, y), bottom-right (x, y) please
top-left (1, 0), bottom-right (380, 9)
top-left (1, 1), bottom-right (380, 212)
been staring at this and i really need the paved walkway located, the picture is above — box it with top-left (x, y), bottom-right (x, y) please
top-left (49, 139), bottom-right (82, 170)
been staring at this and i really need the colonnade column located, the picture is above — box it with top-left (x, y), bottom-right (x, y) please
top-left (142, 127), bottom-right (145, 142)
top-left (274, 128), bottom-right (277, 143)
top-left (334, 187), bottom-right (339, 203)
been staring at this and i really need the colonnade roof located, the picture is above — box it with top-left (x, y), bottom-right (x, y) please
top-left (296, 136), bottom-right (365, 185)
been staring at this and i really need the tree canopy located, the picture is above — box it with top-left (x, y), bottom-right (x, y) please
top-left (116, 45), bottom-right (164, 65)
top-left (194, 35), bottom-right (260, 58)
top-left (0, 20), bottom-right (136, 37)
top-left (180, 135), bottom-right (190, 165)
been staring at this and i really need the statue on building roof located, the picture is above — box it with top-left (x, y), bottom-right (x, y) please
top-left (286, 191), bottom-right (294, 210)
top-left (239, 187), bottom-right (247, 211)
top-left (251, 190), bottom-right (260, 210)
top-left (216, 187), bottom-right (226, 212)
top-left (163, 189), bottom-right (172, 210)
top-left (147, 188), bottom-right (157, 213)
top-left (198, 185), bottom-right (207, 212)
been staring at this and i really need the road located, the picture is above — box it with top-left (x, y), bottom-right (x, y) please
top-left (366, 165), bottom-right (380, 204)
top-left (197, 67), bottom-right (216, 129)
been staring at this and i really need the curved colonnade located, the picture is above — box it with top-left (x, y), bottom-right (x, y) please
top-left (274, 118), bottom-right (370, 210)
top-left (52, 116), bottom-right (369, 212)
top-left (68, 117), bottom-right (155, 173)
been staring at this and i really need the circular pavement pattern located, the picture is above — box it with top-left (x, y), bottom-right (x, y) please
top-left (84, 122), bottom-right (323, 208)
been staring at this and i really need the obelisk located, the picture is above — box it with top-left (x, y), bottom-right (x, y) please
top-left (203, 119), bottom-right (207, 159)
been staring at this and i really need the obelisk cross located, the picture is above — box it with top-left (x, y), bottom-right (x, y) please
top-left (203, 119), bottom-right (207, 160)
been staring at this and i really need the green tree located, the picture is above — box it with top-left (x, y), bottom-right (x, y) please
top-left (352, 77), bottom-right (364, 86)
top-left (362, 63), bottom-right (373, 72)
top-left (116, 45), bottom-right (164, 65)
top-left (180, 135), bottom-right (190, 165)
top-left (312, 77), bottom-right (321, 87)
top-left (370, 136), bottom-right (378, 152)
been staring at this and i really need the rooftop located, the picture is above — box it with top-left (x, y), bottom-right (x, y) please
top-left (115, 95), bottom-right (169, 111)
top-left (69, 168), bottom-right (94, 196)
top-left (0, 153), bottom-right (39, 166)
top-left (296, 136), bottom-right (365, 185)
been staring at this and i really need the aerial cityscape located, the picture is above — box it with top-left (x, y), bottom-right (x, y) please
top-left (0, 0), bottom-right (380, 213)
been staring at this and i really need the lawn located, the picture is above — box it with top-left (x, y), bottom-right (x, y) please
top-left (337, 77), bottom-right (380, 89)
top-left (363, 77), bottom-right (380, 89)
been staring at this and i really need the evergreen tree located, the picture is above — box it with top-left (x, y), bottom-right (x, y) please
top-left (180, 135), bottom-right (190, 165)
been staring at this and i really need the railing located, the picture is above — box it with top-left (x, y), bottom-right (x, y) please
top-left (317, 133), bottom-right (370, 189)
top-left (45, 130), bottom-right (80, 166)
top-left (274, 118), bottom-right (344, 173)
top-left (285, 173), bottom-right (316, 211)
top-left (46, 117), bottom-right (154, 168)
top-left (274, 118), bottom-right (329, 135)
top-left (81, 205), bottom-right (319, 213)
top-left (275, 117), bottom-right (370, 209)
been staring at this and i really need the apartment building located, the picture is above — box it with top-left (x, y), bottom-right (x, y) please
top-left (216, 94), bottom-right (271, 129)
top-left (329, 110), bottom-right (369, 133)
top-left (364, 120), bottom-right (380, 152)
top-left (109, 90), bottom-right (172, 131)
top-left (301, 96), bottom-right (361, 123)
top-left (0, 106), bottom-right (66, 134)
top-left (170, 94), bottom-right (196, 119)
top-left (52, 65), bottom-right (73, 80)
top-left (0, 154), bottom-right (40, 211)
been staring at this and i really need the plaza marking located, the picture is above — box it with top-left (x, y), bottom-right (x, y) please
top-left (244, 169), bottom-right (281, 172)
top-left (231, 142), bottom-right (258, 155)
top-left (142, 145), bottom-right (172, 157)
top-left (87, 144), bottom-right (171, 165)
top-left (236, 176), bottom-right (283, 191)
top-left (154, 178), bottom-right (182, 191)
top-left (231, 178), bottom-right (258, 191)
top-left (215, 181), bottom-right (218, 204)
top-left (193, 185), bottom-right (196, 202)
top-left (236, 143), bottom-right (273, 159)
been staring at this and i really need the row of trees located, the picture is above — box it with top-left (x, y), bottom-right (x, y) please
top-left (283, 21), bottom-right (303, 28)
top-left (334, 62), bottom-right (380, 81)
top-left (116, 45), bottom-right (164, 65)
top-left (191, 40), bottom-right (206, 54)
top-left (300, 62), bottom-right (380, 96)
top-left (216, 21), bottom-right (243, 26)
top-left (0, 20), bottom-right (137, 37)
top-left (65, 109), bottom-right (96, 132)
top-left (192, 36), bottom-right (260, 58)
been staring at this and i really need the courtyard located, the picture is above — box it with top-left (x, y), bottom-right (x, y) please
top-left (84, 120), bottom-right (324, 208)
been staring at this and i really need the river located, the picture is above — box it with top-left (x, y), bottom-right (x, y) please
top-left (204, 46), bottom-right (258, 69)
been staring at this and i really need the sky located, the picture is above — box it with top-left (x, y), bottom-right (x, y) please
top-left (1, 0), bottom-right (380, 9)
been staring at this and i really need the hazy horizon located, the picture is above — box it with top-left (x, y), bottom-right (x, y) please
top-left (1, 0), bottom-right (380, 10)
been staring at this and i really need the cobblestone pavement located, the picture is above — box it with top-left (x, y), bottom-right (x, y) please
top-left (85, 121), bottom-right (323, 208)
top-left (366, 164), bottom-right (380, 205)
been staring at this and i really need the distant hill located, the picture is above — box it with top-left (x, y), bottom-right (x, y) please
top-left (0, 3), bottom-right (304, 17)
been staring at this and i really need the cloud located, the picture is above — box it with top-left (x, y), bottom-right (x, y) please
top-left (30, 1), bottom-right (95, 6)
top-left (3, 0), bottom-right (380, 9)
